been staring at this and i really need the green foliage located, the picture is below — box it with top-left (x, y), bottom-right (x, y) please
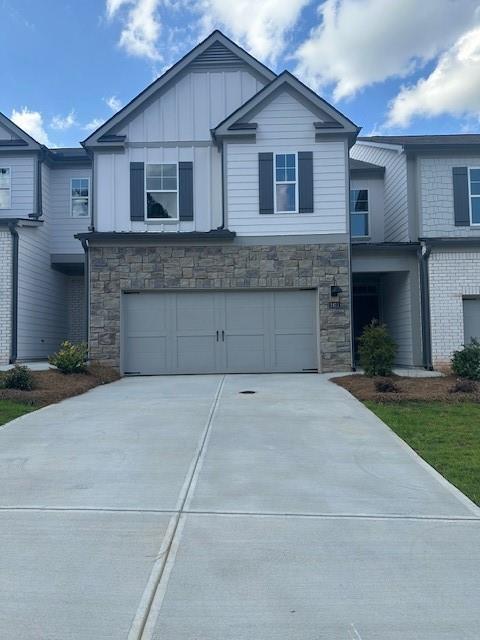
top-left (2, 365), bottom-right (34, 391)
top-left (49, 341), bottom-right (88, 374)
top-left (358, 320), bottom-right (396, 377)
top-left (451, 339), bottom-right (480, 381)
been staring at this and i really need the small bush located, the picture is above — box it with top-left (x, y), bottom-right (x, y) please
top-left (450, 378), bottom-right (478, 394)
top-left (49, 341), bottom-right (88, 374)
top-left (451, 339), bottom-right (480, 381)
top-left (375, 378), bottom-right (400, 393)
top-left (358, 321), bottom-right (397, 377)
top-left (3, 364), bottom-right (34, 391)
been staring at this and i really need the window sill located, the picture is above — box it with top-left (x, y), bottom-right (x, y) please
top-left (144, 219), bottom-right (180, 224)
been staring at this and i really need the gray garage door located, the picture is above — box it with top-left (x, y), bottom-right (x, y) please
top-left (122, 289), bottom-right (317, 375)
top-left (463, 298), bottom-right (480, 345)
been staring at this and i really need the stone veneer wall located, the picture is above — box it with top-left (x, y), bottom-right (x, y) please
top-left (89, 243), bottom-right (351, 372)
top-left (0, 231), bottom-right (12, 365)
top-left (429, 247), bottom-right (480, 367)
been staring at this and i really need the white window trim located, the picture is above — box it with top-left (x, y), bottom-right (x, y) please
top-left (350, 188), bottom-right (369, 238)
top-left (468, 167), bottom-right (480, 226)
top-left (273, 152), bottom-right (298, 214)
top-left (70, 177), bottom-right (90, 218)
top-left (145, 162), bottom-right (180, 221)
top-left (0, 167), bottom-right (11, 209)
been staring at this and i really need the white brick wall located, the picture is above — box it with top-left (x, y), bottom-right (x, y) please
top-left (419, 156), bottom-right (480, 237)
top-left (0, 230), bottom-right (12, 365)
top-left (429, 248), bottom-right (480, 366)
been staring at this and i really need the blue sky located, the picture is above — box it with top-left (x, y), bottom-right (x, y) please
top-left (1, 0), bottom-right (480, 147)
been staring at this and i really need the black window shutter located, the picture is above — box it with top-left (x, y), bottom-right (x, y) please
top-left (298, 151), bottom-right (314, 213)
top-left (453, 166), bottom-right (470, 226)
top-left (130, 162), bottom-right (145, 221)
top-left (179, 162), bottom-right (194, 221)
top-left (258, 153), bottom-right (274, 214)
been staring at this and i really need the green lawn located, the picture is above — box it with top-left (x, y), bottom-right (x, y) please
top-left (0, 400), bottom-right (36, 427)
top-left (366, 401), bottom-right (480, 506)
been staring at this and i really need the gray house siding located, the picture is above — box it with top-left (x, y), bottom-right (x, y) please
top-left (352, 144), bottom-right (409, 242)
top-left (381, 271), bottom-right (414, 367)
top-left (0, 154), bottom-right (36, 218)
top-left (49, 166), bottom-right (91, 254)
top-left (419, 155), bottom-right (480, 237)
top-left (350, 175), bottom-right (384, 243)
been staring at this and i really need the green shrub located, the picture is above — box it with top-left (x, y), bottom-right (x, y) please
top-left (358, 321), bottom-right (396, 377)
top-left (3, 364), bottom-right (34, 390)
top-left (451, 339), bottom-right (480, 381)
top-left (49, 341), bottom-right (88, 374)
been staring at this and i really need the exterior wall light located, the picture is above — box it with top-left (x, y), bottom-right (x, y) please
top-left (330, 285), bottom-right (343, 297)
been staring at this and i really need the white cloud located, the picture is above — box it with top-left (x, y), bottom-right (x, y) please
top-left (83, 117), bottom-right (105, 132)
top-left (105, 95), bottom-right (122, 111)
top-left (294, 0), bottom-right (479, 100)
top-left (106, 0), bottom-right (162, 61)
top-left (387, 27), bottom-right (480, 127)
top-left (196, 0), bottom-right (309, 65)
top-left (11, 107), bottom-right (53, 146)
top-left (50, 110), bottom-right (77, 130)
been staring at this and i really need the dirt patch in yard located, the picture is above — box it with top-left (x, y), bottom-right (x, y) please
top-left (0, 365), bottom-right (120, 408)
top-left (333, 374), bottom-right (480, 403)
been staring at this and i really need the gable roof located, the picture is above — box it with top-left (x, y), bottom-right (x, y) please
top-left (0, 111), bottom-right (41, 150)
top-left (82, 30), bottom-right (276, 147)
top-left (212, 71), bottom-right (360, 142)
top-left (358, 134), bottom-right (480, 150)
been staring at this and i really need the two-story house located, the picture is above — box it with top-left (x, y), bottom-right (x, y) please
top-left (0, 113), bottom-right (90, 366)
top-left (77, 31), bottom-right (358, 375)
top-left (352, 134), bottom-right (480, 369)
top-left (2, 31), bottom-right (479, 375)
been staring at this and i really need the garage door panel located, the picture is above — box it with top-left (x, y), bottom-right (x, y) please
top-left (175, 293), bottom-right (217, 333)
top-left (273, 291), bottom-right (316, 332)
top-left (124, 337), bottom-right (168, 374)
top-left (124, 294), bottom-right (168, 336)
top-left (176, 336), bottom-right (218, 373)
top-left (274, 334), bottom-right (317, 371)
top-left (225, 335), bottom-right (268, 371)
top-left (224, 293), bottom-right (266, 331)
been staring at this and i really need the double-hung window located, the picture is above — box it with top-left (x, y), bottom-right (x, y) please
top-left (71, 178), bottom-right (90, 217)
top-left (350, 189), bottom-right (369, 237)
top-left (274, 153), bottom-right (297, 213)
top-left (468, 168), bottom-right (480, 225)
top-left (0, 167), bottom-right (11, 209)
top-left (146, 163), bottom-right (178, 220)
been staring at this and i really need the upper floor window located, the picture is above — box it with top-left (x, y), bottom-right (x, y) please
top-left (274, 153), bottom-right (297, 213)
top-left (350, 189), bottom-right (369, 237)
top-left (469, 168), bottom-right (480, 225)
top-left (71, 178), bottom-right (90, 217)
top-left (0, 167), bottom-right (11, 209)
top-left (146, 163), bottom-right (178, 220)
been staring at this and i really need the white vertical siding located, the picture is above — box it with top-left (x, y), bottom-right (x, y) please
top-left (17, 223), bottom-right (69, 360)
top-left (351, 143), bottom-right (409, 242)
top-left (49, 166), bottom-right (91, 253)
top-left (0, 124), bottom-right (14, 139)
top-left (226, 90), bottom-right (348, 236)
top-left (0, 155), bottom-right (35, 219)
top-left (381, 271), bottom-right (413, 366)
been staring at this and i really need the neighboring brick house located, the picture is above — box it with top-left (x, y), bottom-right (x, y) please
top-left (2, 32), bottom-right (479, 374)
top-left (352, 135), bottom-right (480, 369)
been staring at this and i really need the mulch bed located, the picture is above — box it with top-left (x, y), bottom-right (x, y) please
top-left (333, 374), bottom-right (480, 403)
top-left (0, 365), bottom-right (120, 408)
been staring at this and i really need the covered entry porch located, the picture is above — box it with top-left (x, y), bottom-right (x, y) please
top-left (352, 244), bottom-right (423, 368)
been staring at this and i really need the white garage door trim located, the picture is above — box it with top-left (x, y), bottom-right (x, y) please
top-left (121, 288), bottom-right (319, 375)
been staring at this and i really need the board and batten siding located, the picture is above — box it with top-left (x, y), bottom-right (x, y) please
top-left (49, 166), bottom-right (91, 253)
top-left (0, 154), bottom-right (35, 219)
top-left (351, 143), bottom-right (409, 242)
top-left (226, 90), bottom-right (348, 236)
top-left (96, 68), bottom-right (265, 233)
top-left (419, 155), bottom-right (480, 237)
top-left (0, 124), bottom-right (15, 139)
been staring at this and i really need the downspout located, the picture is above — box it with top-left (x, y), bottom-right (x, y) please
top-left (419, 241), bottom-right (433, 370)
top-left (7, 222), bottom-right (19, 363)
top-left (90, 152), bottom-right (95, 231)
top-left (81, 238), bottom-right (90, 354)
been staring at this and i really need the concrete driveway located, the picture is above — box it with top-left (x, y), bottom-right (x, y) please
top-left (0, 374), bottom-right (478, 639)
